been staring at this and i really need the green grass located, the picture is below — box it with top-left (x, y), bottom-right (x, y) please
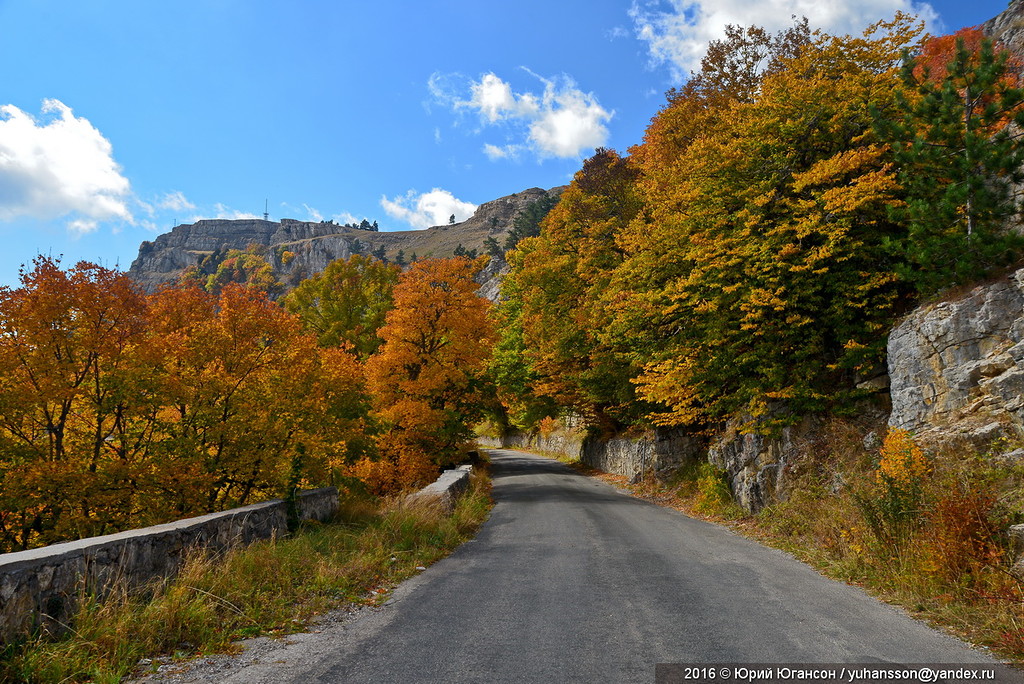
top-left (0, 472), bottom-right (493, 683)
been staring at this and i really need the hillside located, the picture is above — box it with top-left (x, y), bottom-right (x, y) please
top-left (985, 0), bottom-right (1024, 54)
top-left (127, 186), bottom-right (562, 292)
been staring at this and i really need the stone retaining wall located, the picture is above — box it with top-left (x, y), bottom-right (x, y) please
top-left (0, 487), bottom-right (339, 642)
top-left (479, 427), bottom-right (699, 482)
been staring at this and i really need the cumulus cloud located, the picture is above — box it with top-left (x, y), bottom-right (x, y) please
top-left (483, 143), bottom-right (522, 160)
top-left (431, 70), bottom-right (613, 161)
top-left (630, 0), bottom-right (939, 81)
top-left (465, 73), bottom-right (539, 122)
top-left (67, 218), bottom-right (99, 235)
top-left (0, 99), bottom-right (133, 229)
top-left (157, 190), bottom-right (195, 212)
top-left (380, 188), bottom-right (477, 230)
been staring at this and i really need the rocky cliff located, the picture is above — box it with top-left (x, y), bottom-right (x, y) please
top-left (128, 187), bottom-right (561, 294)
top-left (984, 0), bottom-right (1024, 57)
top-left (888, 270), bottom-right (1024, 445)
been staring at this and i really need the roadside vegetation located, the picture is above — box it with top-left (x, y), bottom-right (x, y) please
top-left (5, 7), bottom-right (1024, 679)
top-left (0, 254), bottom-right (494, 553)
top-left (0, 471), bottom-right (492, 683)
top-left (489, 19), bottom-right (1024, 438)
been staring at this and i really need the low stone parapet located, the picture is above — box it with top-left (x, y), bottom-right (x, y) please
top-left (405, 465), bottom-right (473, 512)
top-left (0, 487), bottom-right (338, 642)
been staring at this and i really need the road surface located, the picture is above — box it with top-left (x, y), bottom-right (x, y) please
top-left (155, 448), bottom-right (1004, 683)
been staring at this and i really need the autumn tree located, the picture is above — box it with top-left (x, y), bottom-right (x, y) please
top-left (487, 258), bottom-right (558, 432)
top-left (499, 148), bottom-right (644, 430)
top-left (283, 254), bottom-right (400, 357)
top-left (0, 258), bottom-right (151, 548)
top-left (362, 257), bottom-right (495, 492)
top-left (204, 244), bottom-right (284, 297)
top-left (874, 28), bottom-right (1024, 294)
top-left (613, 16), bottom-right (922, 429)
top-left (147, 282), bottom-right (369, 514)
top-left (0, 259), bottom-right (372, 552)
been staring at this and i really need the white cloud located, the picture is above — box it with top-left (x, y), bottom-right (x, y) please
top-left (302, 203), bottom-right (323, 222)
top-left (629, 0), bottom-right (939, 82)
top-left (196, 203), bottom-right (262, 221)
top-left (0, 99), bottom-right (133, 229)
top-left (483, 143), bottom-right (522, 160)
top-left (529, 88), bottom-right (612, 158)
top-left (157, 190), bottom-right (195, 212)
top-left (431, 70), bottom-right (613, 161)
top-left (464, 73), bottom-right (539, 122)
top-left (332, 211), bottom-right (360, 225)
top-left (380, 188), bottom-right (477, 230)
top-left (67, 218), bottom-right (98, 235)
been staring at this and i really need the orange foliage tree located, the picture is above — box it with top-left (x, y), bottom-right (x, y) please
top-left (0, 258), bottom-right (150, 548)
top-left (0, 259), bottom-right (369, 552)
top-left (146, 283), bottom-right (369, 515)
top-left (360, 257), bottom-right (495, 493)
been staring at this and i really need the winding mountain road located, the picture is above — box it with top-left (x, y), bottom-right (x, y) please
top-left (161, 449), bottom-right (1002, 683)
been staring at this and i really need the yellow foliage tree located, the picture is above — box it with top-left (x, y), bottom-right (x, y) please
top-left (361, 257), bottom-right (495, 492)
top-left (614, 16), bottom-right (924, 430)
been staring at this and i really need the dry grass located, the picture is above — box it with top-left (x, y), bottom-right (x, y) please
top-left (0, 473), bottom-right (493, 683)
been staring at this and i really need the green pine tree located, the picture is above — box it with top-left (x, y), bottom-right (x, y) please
top-left (875, 35), bottom-right (1024, 295)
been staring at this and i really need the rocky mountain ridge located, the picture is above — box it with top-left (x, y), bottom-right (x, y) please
top-left (128, 186), bottom-right (561, 294)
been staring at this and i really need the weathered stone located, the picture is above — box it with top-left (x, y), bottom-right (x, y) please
top-left (405, 465), bottom-right (473, 513)
top-left (1010, 524), bottom-right (1024, 580)
top-left (888, 269), bottom-right (1024, 440)
top-left (985, 1), bottom-right (1024, 76)
top-left (856, 374), bottom-right (890, 392)
top-left (479, 423), bottom-right (701, 482)
top-left (128, 187), bottom-right (564, 303)
top-left (1009, 524), bottom-right (1024, 557)
top-left (706, 417), bottom-right (822, 514)
top-left (966, 421), bottom-right (1006, 445)
top-left (0, 488), bottom-right (339, 644)
top-left (998, 448), bottom-right (1024, 463)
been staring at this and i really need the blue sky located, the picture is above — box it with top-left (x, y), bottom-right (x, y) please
top-left (0, 0), bottom-right (1010, 286)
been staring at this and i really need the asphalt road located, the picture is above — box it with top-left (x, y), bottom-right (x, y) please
top-left (172, 449), bottom-right (1003, 683)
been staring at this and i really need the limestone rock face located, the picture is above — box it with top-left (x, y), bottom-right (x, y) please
top-left (984, 0), bottom-right (1024, 59)
top-left (128, 186), bottom-right (563, 295)
top-left (475, 254), bottom-right (509, 303)
top-left (887, 269), bottom-right (1024, 440)
top-left (708, 416), bottom-right (820, 514)
top-left (129, 218), bottom-right (355, 293)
